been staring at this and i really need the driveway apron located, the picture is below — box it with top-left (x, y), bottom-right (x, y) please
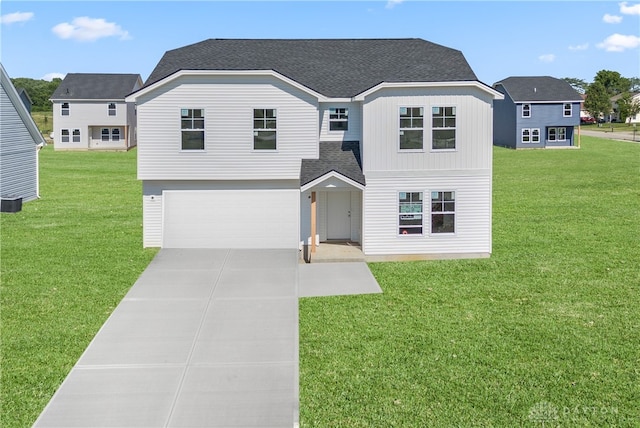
top-left (33, 249), bottom-right (300, 428)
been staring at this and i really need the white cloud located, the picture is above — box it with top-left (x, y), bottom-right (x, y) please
top-left (52, 17), bottom-right (131, 42)
top-left (386, 0), bottom-right (404, 9)
top-left (619, 2), bottom-right (640, 15)
top-left (42, 73), bottom-right (66, 81)
top-left (597, 33), bottom-right (640, 51)
top-left (1, 11), bottom-right (34, 25)
top-left (538, 54), bottom-right (556, 63)
top-left (603, 13), bottom-right (623, 23)
top-left (569, 43), bottom-right (589, 51)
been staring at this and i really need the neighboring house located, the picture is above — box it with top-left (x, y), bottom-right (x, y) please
top-left (16, 87), bottom-right (33, 113)
top-left (125, 38), bottom-right (503, 258)
top-left (611, 91), bottom-right (640, 123)
top-left (493, 76), bottom-right (583, 148)
top-left (0, 63), bottom-right (46, 204)
top-left (50, 73), bottom-right (142, 151)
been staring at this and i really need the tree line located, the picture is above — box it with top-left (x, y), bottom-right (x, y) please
top-left (563, 71), bottom-right (640, 124)
top-left (10, 77), bottom-right (62, 112)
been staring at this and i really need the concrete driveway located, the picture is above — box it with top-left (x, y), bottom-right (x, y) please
top-left (33, 249), bottom-right (381, 427)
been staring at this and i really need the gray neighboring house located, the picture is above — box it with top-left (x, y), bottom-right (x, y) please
top-left (126, 38), bottom-right (505, 259)
top-left (493, 76), bottom-right (583, 149)
top-left (0, 63), bottom-right (46, 204)
top-left (17, 88), bottom-right (33, 113)
top-left (50, 73), bottom-right (142, 151)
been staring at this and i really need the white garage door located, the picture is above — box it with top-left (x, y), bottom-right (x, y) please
top-left (162, 190), bottom-right (299, 249)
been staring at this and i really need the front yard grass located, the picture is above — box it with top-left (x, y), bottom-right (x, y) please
top-left (0, 147), bottom-right (157, 427)
top-left (300, 138), bottom-right (639, 426)
top-left (1, 138), bottom-right (638, 427)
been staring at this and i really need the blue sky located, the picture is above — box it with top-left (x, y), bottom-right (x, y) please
top-left (1, 1), bottom-right (639, 86)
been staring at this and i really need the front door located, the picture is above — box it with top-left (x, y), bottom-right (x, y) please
top-left (327, 192), bottom-right (351, 240)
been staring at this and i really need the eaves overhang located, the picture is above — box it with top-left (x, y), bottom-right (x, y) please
top-left (353, 80), bottom-right (504, 101)
top-left (301, 170), bottom-right (366, 193)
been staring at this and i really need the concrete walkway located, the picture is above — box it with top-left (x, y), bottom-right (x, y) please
top-left (33, 249), bottom-right (381, 427)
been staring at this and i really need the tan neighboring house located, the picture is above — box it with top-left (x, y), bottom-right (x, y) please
top-left (50, 73), bottom-right (142, 150)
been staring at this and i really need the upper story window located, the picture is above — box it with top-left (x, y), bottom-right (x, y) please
top-left (108, 103), bottom-right (116, 116)
top-left (398, 192), bottom-right (423, 235)
top-left (399, 107), bottom-right (423, 150)
top-left (522, 104), bottom-right (531, 118)
top-left (61, 102), bottom-right (69, 116)
top-left (431, 191), bottom-right (455, 234)
top-left (181, 109), bottom-right (205, 150)
top-left (432, 106), bottom-right (456, 150)
top-left (329, 108), bottom-right (348, 131)
top-left (563, 103), bottom-right (572, 117)
top-left (253, 108), bottom-right (277, 150)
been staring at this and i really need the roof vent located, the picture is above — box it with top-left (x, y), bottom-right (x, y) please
top-left (65, 88), bottom-right (70, 94)
top-left (534, 87), bottom-right (537, 93)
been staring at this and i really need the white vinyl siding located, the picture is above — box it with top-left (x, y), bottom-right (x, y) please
top-left (361, 86), bottom-right (495, 173)
top-left (136, 75), bottom-right (318, 180)
top-left (362, 173), bottom-right (491, 256)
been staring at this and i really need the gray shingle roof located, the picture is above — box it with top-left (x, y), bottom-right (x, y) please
top-left (493, 76), bottom-right (583, 102)
top-left (301, 141), bottom-right (365, 186)
top-left (144, 39), bottom-right (478, 98)
top-left (51, 73), bottom-right (141, 100)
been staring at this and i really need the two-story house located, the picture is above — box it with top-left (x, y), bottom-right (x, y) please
top-left (50, 73), bottom-right (142, 151)
top-left (125, 38), bottom-right (503, 259)
top-left (492, 76), bottom-right (583, 149)
top-left (1, 63), bottom-right (46, 209)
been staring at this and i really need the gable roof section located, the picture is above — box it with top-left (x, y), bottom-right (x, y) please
top-left (142, 38), bottom-right (479, 98)
top-left (493, 76), bottom-right (583, 103)
top-left (301, 141), bottom-right (365, 188)
top-left (0, 63), bottom-right (45, 147)
top-left (51, 73), bottom-right (141, 100)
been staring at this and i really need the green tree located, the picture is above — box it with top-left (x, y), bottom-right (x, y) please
top-left (9, 77), bottom-right (61, 112)
top-left (617, 92), bottom-right (640, 124)
top-left (562, 77), bottom-right (589, 94)
top-left (629, 77), bottom-right (640, 92)
top-left (593, 70), bottom-right (631, 96)
top-left (584, 81), bottom-right (611, 121)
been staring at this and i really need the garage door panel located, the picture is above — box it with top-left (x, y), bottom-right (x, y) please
top-left (163, 190), bottom-right (299, 249)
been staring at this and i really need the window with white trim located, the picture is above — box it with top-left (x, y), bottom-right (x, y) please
top-left (399, 192), bottom-right (423, 235)
top-left (431, 191), bottom-right (455, 234)
top-left (548, 127), bottom-right (566, 142)
top-left (72, 129), bottom-right (80, 143)
top-left (522, 104), bottom-right (531, 117)
top-left (181, 108), bottom-right (205, 150)
top-left (112, 128), bottom-right (120, 142)
top-left (563, 103), bottom-right (572, 117)
top-left (101, 128), bottom-right (121, 142)
top-left (253, 108), bottom-right (277, 150)
top-left (399, 107), bottom-right (423, 150)
top-left (432, 106), bottom-right (456, 150)
top-left (329, 108), bottom-right (348, 131)
top-left (61, 129), bottom-right (70, 143)
top-left (521, 128), bottom-right (540, 143)
top-left (108, 103), bottom-right (116, 116)
top-left (61, 102), bottom-right (69, 116)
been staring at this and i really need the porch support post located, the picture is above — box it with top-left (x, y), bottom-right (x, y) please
top-left (311, 191), bottom-right (317, 253)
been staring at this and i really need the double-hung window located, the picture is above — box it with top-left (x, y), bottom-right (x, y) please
top-left (72, 129), bottom-right (80, 143)
top-left (101, 128), bottom-right (121, 142)
top-left (253, 108), bottom-right (277, 150)
top-left (563, 103), bottom-right (572, 117)
top-left (108, 103), bottom-right (116, 116)
top-left (329, 108), bottom-right (348, 131)
top-left (430, 191), bottom-right (455, 234)
top-left (548, 127), bottom-right (566, 142)
top-left (181, 109), bottom-right (205, 150)
top-left (61, 102), bottom-right (69, 116)
top-left (399, 107), bottom-right (423, 150)
top-left (398, 192), bottom-right (423, 235)
top-left (522, 128), bottom-right (540, 143)
top-left (432, 106), bottom-right (456, 150)
top-left (61, 129), bottom-right (70, 143)
top-left (522, 104), bottom-right (531, 118)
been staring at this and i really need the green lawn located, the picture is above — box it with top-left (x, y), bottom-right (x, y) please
top-left (299, 139), bottom-right (639, 426)
top-left (1, 139), bottom-right (638, 427)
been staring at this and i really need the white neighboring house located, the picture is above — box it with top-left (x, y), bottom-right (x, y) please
top-left (50, 73), bottom-right (142, 151)
top-left (125, 38), bottom-right (503, 259)
top-left (612, 91), bottom-right (640, 123)
top-left (0, 63), bottom-right (46, 204)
